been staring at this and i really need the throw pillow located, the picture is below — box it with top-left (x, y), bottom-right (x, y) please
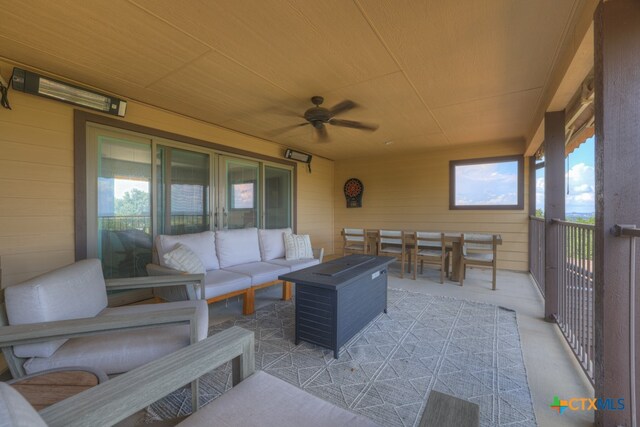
top-left (284, 233), bottom-right (313, 260)
top-left (162, 243), bottom-right (206, 274)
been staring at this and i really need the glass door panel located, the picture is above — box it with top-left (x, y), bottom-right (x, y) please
top-left (264, 166), bottom-right (292, 229)
top-left (219, 157), bottom-right (260, 229)
top-left (157, 146), bottom-right (210, 235)
top-left (96, 135), bottom-right (152, 279)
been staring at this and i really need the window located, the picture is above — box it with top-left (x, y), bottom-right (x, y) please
top-left (449, 155), bottom-right (524, 210)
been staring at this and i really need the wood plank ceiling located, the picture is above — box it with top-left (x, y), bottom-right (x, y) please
top-left (0, 0), bottom-right (586, 160)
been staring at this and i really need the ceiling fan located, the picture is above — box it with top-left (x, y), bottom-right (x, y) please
top-left (274, 96), bottom-right (378, 142)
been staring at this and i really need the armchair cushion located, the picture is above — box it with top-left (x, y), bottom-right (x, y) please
top-left (258, 228), bottom-right (291, 261)
top-left (0, 382), bottom-right (47, 427)
top-left (202, 270), bottom-right (252, 300)
top-left (176, 371), bottom-right (379, 427)
top-left (5, 259), bottom-right (108, 359)
top-left (157, 231), bottom-right (219, 271)
top-left (215, 228), bottom-right (261, 268)
top-left (22, 300), bottom-right (208, 376)
top-left (162, 244), bottom-right (206, 274)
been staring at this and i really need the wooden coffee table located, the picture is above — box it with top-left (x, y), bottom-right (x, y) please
top-left (8, 367), bottom-right (108, 410)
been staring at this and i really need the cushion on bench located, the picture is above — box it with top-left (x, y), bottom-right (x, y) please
top-left (202, 270), bottom-right (253, 299)
top-left (176, 371), bottom-right (379, 427)
top-left (5, 259), bottom-right (108, 359)
top-left (22, 300), bottom-right (208, 376)
top-left (258, 228), bottom-right (291, 261)
top-left (224, 262), bottom-right (290, 286)
top-left (267, 258), bottom-right (320, 272)
top-left (215, 228), bottom-right (262, 268)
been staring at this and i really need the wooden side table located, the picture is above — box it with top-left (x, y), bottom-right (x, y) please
top-left (8, 367), bottom-right (108, 410)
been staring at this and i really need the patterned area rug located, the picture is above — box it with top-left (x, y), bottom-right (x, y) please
top-left (147, 289), bottom-right (537, 427)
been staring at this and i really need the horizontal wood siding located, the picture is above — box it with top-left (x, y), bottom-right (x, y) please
top-left (334, 141), bottom-right (530, 271)
top-left (0, 59), bottom-right (334, 288)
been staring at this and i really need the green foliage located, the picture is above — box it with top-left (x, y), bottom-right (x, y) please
top-left (115, 189), bottom-right (150, 216)
top-left (535, 208), bottom-right (544, 218)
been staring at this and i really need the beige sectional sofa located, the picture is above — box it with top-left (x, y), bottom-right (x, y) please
top-left (147, 228), bottom-right (323, 314)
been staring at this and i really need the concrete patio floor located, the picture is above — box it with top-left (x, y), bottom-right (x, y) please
top-left (207, 262), bottom-right (595, 427)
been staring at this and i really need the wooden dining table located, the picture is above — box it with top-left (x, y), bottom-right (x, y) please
top-left (364, 230), bottom-right (502, 283)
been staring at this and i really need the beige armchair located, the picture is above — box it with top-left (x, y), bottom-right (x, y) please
top-left (0, 259), bottom-right (207, 379)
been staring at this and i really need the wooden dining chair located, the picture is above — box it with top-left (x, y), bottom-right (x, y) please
top-left (377, 230), bottom-right (410, 278)
top-left (460, 234), bottom-right (498, 289)
top-left (413, 232), bottom-right (449, 283)
top-left (342, 228), bottom-right (368, 255)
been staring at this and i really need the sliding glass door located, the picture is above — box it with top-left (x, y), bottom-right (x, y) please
top-left (157, 146), bottom-right (211, 235)
top-left (88, 129), bottom-right (153, 278)
top-left (87, 124), bottom-right (294, 278)
top-left (218, 156), bottom-right (260, 229)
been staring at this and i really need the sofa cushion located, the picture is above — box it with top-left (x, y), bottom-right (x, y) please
top-left (176, 371), bottom-right (380, 427)
top-left (266, 258), bottom-right (320, 272)
top-left (203, 270), bottom-right (252, 300)
top-left (215, 228), bottom-right (262, 268)
top-left (0, 383), bottom-right (47, 427)
top-left (156, 231), bottom-right (219, 271)
top-left (284, 234), bottom-right (313, 260)
top-left (23, 300), bottom-right (208, 376)
top-left (162, 244), bottom-right (206, 274)
top-left (258, 228), bottom-right (291, 261)
top-left (224, 262), bottom-right (290, 286)
top-left (5, 259), bottom-right (108, 359)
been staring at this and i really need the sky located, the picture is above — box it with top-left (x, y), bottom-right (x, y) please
top-left (536, 136), bottom-right (595, 214)
top-left (455, 161), bottom-right (519, 205)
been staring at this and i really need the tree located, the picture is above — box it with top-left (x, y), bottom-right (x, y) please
top-left (115, 189), bottom-right (150, 216)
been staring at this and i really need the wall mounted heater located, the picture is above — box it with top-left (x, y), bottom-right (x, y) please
top-left (285, 148), bottom-right (313, 172)
top-left (11, 68), bottom-right (127, 117)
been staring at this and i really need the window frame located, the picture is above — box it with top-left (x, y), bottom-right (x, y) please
top-left (449, 155), bottom-right (524, 210)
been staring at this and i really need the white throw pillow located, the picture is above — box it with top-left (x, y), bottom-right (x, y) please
top-left (284, 234), bottom-right (313, 260)
top-left (156, 231), bottom-right (219, 270)
top-left (162, 244), bottom-right (206, 274)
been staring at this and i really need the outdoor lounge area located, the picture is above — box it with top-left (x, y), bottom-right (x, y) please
top-left (1, 1), bottom-right (639, 426)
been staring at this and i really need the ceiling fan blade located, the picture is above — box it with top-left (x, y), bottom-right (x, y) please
top-left (329, 119), bottom-right (378, 132)
top-left (267, 122), bottom-right (309, 137)
top-left (316, 125), bottom-right (330, 142)
top-left (329, 100), bottom-right (358, 116)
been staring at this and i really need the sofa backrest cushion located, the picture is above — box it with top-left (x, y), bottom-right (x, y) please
top-left (0, 383), bottom-right (47, 427)
top-left (215, 228), bottom-right (262, 268)
top-left (258, 228), bottom-right (292, 261)
top-left (156, 231), bottom-right (219, 271)
top-left (5, 259), bottom-right (108, 358)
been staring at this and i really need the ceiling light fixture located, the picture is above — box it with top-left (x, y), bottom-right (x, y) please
top-left (11, 68), bottom-right (127, 117)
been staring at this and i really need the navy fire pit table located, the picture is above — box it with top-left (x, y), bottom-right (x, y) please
top-left (279, 255), bottom-right (395, 358)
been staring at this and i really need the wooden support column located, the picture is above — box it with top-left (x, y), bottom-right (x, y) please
top-left (594, 1), bottom-right (640, 425)
top-left (544, 111), bottom-right (565, 321)
top-left (528, 156), bottom-right (537, 274)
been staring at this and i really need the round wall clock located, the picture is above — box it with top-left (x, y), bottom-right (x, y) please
top-left (344, 178), bottom-right (364, 208)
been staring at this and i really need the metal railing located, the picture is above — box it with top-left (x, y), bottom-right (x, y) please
top-left (98, 215), bottom-right (209, 234)
top-left (529, 216), bottom-right (545, 296)
top-left (555, 219), bottom-right (595, 383)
